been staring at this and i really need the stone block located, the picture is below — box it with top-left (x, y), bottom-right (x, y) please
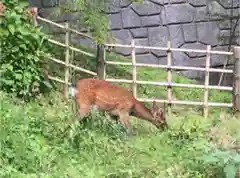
top-left (148, 26), bottom-right (169, 57)
top-left (109, 13), bottom-right (122, 30)
top-left (169, 25), bottom-right (184, 48)
top-left (207, 1), bottom-right (228, 17)
top-left (42, 0), bottom-right (58, 7)
top-left (218, 30), bottom-right (232, 46)
top-left (182, 23), bottom-right (197, 43)
top-left (181, 43), bottom-right (206, 58)
top-left (189, 0), bottom-right (207, 7)
top-left (136, 54), bottom-right (166, 64)
top-left (211, 46), bottom-right (231, 66)
top-left (39, 21), bottom-right (66, 34)
top-left (149, 0), bottom-right (167, 5)
top-left (194, 6), bottom-right (209, 22)
top-left (169, 0), bottom-right (186, 4)
top-left (122, 8), bottom-right (141, 28)
top-left (217, 19), bottom-right (231, 30)
top-left (131, 1), bottom-right (162, 16)
top-left (173, 51), bottom-right (206, 68)
top-left (104, 0), bottom-right (121, 14)
top-left (130, 28), bottom-right (148, 38)
top-left (141, 15), bottom-right (161, 27)
top-left (209, 69), bottom-right (233, 86)
top-left (180, 70), bottom-right (205, 81)
top-left (165, 4), bottom-right (196, 24)
top-left (111, 30), bottom-right (132, 56)
top-left (120, 0), bottom-right (132, 7)
top-left (134, 38), bottom-right (149, 54)
top-left (28, 0), bottom-right (43, 7)
top-left (38, 7), bottom-right (70, 22)
top-left (197, 22), bottom-right (220, 46)
top-left (217, 0), bottom-right (239, 8)
top-left (70, 22), bottom-right (89, 33)
top-left (71, 35), bottom-right (96, 49)
top-left (160, 8), bottom-right (167, 25)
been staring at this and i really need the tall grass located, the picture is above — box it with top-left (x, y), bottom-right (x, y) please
top-left (0, 91), bottom-right (239, 178)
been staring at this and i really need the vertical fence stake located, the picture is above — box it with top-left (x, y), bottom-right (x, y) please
top-left (131, 39), bottom-right (137, 98)
top-left (64, 22), bottom-right (70, 99)
top-left (167, 41), bottom-right (172, 116)
top-left (97, 45), bottom-right (106, 80)
top-left (233, 46), bottom-right (240, 115)
top-left (203, 45), bottom-right (211, 118)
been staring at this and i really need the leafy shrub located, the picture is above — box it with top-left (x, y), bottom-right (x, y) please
top-left (0, 0), bottom-right (51, 99)
top-left (200, 149), bottom-right (240, 178)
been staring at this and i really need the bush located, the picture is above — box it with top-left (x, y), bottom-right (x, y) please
top-left (0, 0), bottom-right (52, 99)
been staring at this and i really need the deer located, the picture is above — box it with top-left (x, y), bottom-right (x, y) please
top-left (69, 78), bottom-right (168, 131)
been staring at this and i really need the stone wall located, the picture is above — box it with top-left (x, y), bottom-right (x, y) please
top-left (29, 0), bottom-right (240, 86)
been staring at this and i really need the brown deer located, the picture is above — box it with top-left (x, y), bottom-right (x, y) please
top-left (71, 78), bottom-right (167, 130)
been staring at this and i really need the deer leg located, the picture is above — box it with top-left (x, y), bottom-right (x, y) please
top-left (69, 103), bottom-right (92, 138)
top-left (118, 112), bottom-right (129, 128)
top-left (109, 110), bottom-right (120, 124)
top-left (72, 104), bottom-right (91, 124)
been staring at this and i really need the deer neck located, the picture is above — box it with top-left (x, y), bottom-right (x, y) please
top-left (131, 100), bottom-right (155, 124)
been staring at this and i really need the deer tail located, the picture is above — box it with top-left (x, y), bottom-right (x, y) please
top-left (69, 86), bottom-right (77, 98)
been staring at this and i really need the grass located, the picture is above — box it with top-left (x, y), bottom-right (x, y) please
top-left (1, 41), bottom-right (239, 178)
top-left (0, 90), bottom-right (239, 178)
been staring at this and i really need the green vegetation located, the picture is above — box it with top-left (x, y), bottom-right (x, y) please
top-left (0, 0), bottom-right (52, 99)
top-left (1, 41), bottom-right (239, 177)
top-left (1, 1), bottom-right (239, 177)
top-left (1, 90), bottom-right (239, 178)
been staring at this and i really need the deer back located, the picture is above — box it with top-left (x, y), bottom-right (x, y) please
top-left (75, 79), bottom-right (135, 110)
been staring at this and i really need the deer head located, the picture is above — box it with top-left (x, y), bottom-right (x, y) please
top-left (150, 101), bottom-right (168, 130)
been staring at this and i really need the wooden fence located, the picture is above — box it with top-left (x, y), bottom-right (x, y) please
top-left (36, 16), bottom-right (240, 117)
top-left (36, 16), bottom-right (97, 97)
top-left (100, 42), bottom-right (240, 117)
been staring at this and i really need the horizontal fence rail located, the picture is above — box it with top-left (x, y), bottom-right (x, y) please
top-left (37, 16), bottom-right (93, 39)
top-left (105, 78), bottom-right (233, 91)
top-left (105, 43), bottom-right (234, 55)
top-left (103, 41), bottom-right (240, 118)
top-left (34, 15), bottom-right (240, 116)
top-left (137, 98), bottom-right (233, 108)
top-left (105, 61), bottom-right (233, 74)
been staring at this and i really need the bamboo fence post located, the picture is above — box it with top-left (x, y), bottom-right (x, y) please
top-left (131, 39), bottom-right (137, 98)
top-left (97, 45), bottom-right (106, 80)
top-left (167, 41), bottom-right (172, 115)
top-left (64, 22), bottom-right (70, 99)
top-left (203, 45), bottom-right (211, 118)
top-left (232, 46), bottom-right (240, 115)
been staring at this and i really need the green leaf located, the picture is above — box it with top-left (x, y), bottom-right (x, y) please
top-left (15, 73), bottom-right (22, 80)
top-left (19, 44), bottom-right (27, 50)
top-left (0, 29), bottom-right (10, 37)
top-left (223, 164), bottom-right (237, 178)
top-left (2, 64), bottom-right (13, 71)
top-left (233, 154), bottom-right (240, 163)
top-left (8, 24), bottom-right (15, 34)
top-left (11, 46), bottom-right (19, 53)
top-left (2, 79), bottom-right (14, 85)
top-left (201, 155), bottom-right (219, 164)
top-left (15, 7), bottom-right (23, 13)
top-left (17, 26), bottom-right (30, 36)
